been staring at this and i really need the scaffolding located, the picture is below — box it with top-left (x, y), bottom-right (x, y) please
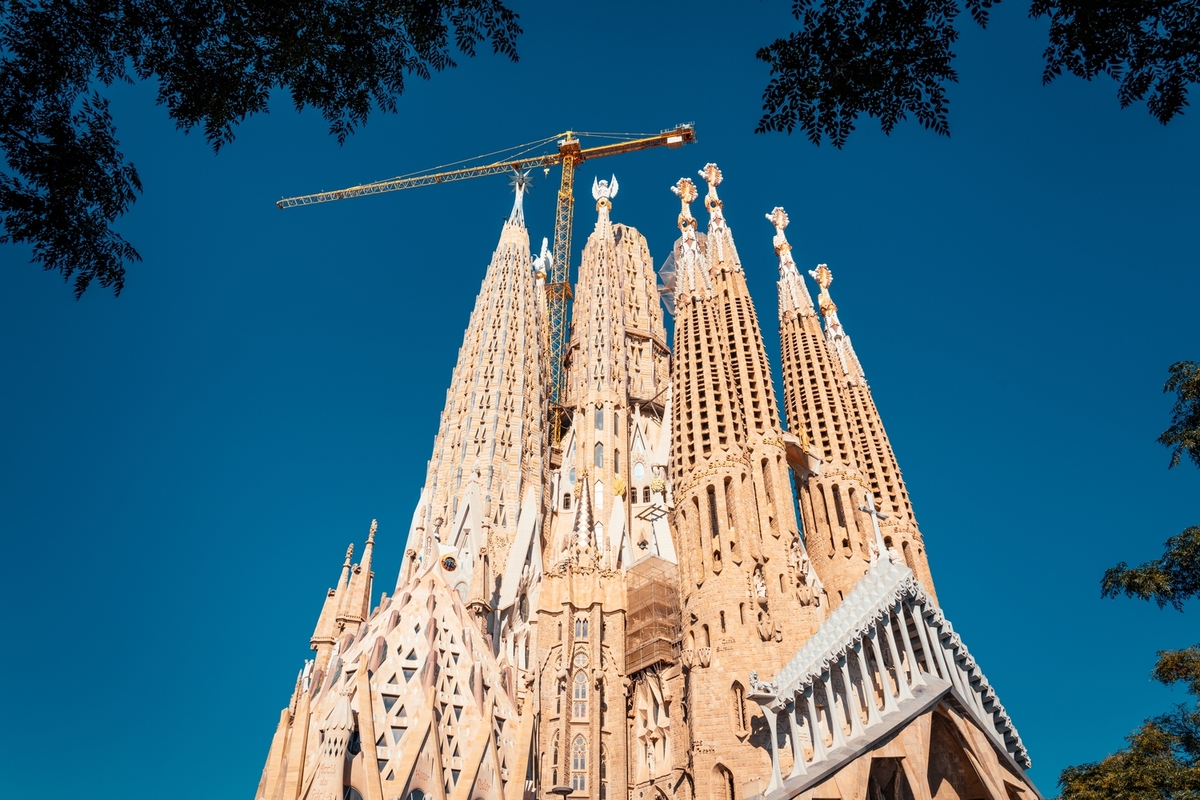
top-left (624, 556), bottom-right (681, 674)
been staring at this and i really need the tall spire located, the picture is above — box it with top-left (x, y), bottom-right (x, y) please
top-left (670, 177), bottom-right (711, 301)
top-left (668, 165), bottom-right (825, 800)
top-left (553, 170), bottom-right (672, 570)
top-left (809, 263), bottom-right (936, 598)
top-left (809, 264), bottom-right (864, 382)
top-left (698, 163), bottom-right (781, 438)
top-left (767, 207), bottom-right (815, 320)
top-left (699, 163), bottom-right (742, 275)
top-left (537, 171), bottom-right (667, 800)
top-left (772, 225), bottom-right (875, 606)
top-left (406, 186), bottom-right (546, 620)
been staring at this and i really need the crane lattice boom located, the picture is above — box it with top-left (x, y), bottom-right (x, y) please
top-left (276, 124), bottom-right (697, 441)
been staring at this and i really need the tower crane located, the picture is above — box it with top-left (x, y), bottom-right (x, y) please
top-left (276, 124), bottom-right (697, 441)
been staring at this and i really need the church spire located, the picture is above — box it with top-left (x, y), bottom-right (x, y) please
top-left (772, 223), bottom-right (876, 606)
top-left (809, 263), bottom-right (937, 598)
top-left (809, 264), bottom-right (864, 382)
top-left (698, 163), bottom-right (743, 276)
top-left (407, 186), bottom-right (546, 622)
top-left (767, 207), bottom-right (815, 319)
top-left (670, 177), bottom-right (711, 301)
top-left (667, 165), bottom-right (825, 800)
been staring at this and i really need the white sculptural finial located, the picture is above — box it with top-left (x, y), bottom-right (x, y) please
top-left (699, 163), bottom-right (723, 193)
top-left (592, 174), bottom-right (619, 202)
top-left (767, 206), bottom-right (789, 237)
top-left (699, 163), bottom-right (728, 233)
top-left (671, 177), bottom-right (698, 228)
top-left (508, 168), bottom-right (532, 225)
top-left (809, 263), bottom-right (832, 291)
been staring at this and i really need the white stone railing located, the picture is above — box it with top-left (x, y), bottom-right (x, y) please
top-left (747, 556), bottom-right (1029, 798)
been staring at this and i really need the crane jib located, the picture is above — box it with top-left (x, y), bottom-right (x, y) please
top-left (274, 124), bottom-right (696, 428)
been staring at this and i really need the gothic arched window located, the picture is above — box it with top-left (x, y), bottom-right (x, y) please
top-left (551, 733), bottom-right (560, 785)
top-left (600, 745), bottom-right (608, 800)
top-left (594, 442), bottom-right (604, 469)
top-left (573, 671), bottom-right (589, 718)
top-left (595, 407), bottom-right (604, 431)
top-left (731, 682), bottom-right (747, 735)
top-left (575, 616), bottom-right (589, 639)
top-left (571, 735), bottom-right (588, 791)
top-left (595, 481), bottom-right (604, 510)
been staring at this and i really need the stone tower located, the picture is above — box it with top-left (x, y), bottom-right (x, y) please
top-left (535, 176), bottom-right (677, 800)
top-left (770, 207), bottom-right (877, 606)
top-left (407, 173), bottom-right (547, 615)
top-left (666, 166), bottom-right (828, 800)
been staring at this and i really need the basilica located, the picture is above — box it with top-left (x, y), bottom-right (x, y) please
top-left (254, 165), bottom-right (1040, 800)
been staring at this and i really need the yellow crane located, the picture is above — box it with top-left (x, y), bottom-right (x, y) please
top-left (276, 124), bottom-right (696, 437)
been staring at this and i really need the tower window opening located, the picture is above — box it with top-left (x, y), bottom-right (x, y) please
top-left (595, 407), bottom-right (604, 431)
top-left (571, 735), bottom-right (587, 791)
top-left (707, 486), bottom-right (720, 541)
top-left (719, 611), bottom-right (726, 632)
top-left (832, 485), bottom-right (847, 529)
top-left (614, 449), bottom-right (620, 473)
top-left (600, 745), bottom-right (608, 800)
top-left (563, 493), bottom-right (572, 510)
top-left (573, 672), bottom-right (588, 718)
top-left (575, 616), bottom-right (589, 638)
top-left (643, 487), bottom-right (652, 504)
top-left (731, 682), bottom-right (748, 735)
top-left (595, 443), bottom-right (604, 469)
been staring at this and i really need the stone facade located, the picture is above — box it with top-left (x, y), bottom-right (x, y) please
top-left (255, 164), bottom-right (1039, 800)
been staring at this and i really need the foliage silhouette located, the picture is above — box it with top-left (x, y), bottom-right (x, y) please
top-left (1060, 362), bottom-right (1200, 799)
top-left (0, 0), bottom-right (521, 297)
top-left (757, 0), bottom-right (1199, 147)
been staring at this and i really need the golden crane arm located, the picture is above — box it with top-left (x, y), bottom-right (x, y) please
top-left (274, 123), bottom-right (696, 445)
top-left (274, 124), bottom-right (696, 210)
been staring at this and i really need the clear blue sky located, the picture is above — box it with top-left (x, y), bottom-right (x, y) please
top-left (1, 2), bottom-right (1197, 797)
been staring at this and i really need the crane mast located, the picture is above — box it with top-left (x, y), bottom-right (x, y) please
top-left (276, 124), bottom-right (697, 442)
